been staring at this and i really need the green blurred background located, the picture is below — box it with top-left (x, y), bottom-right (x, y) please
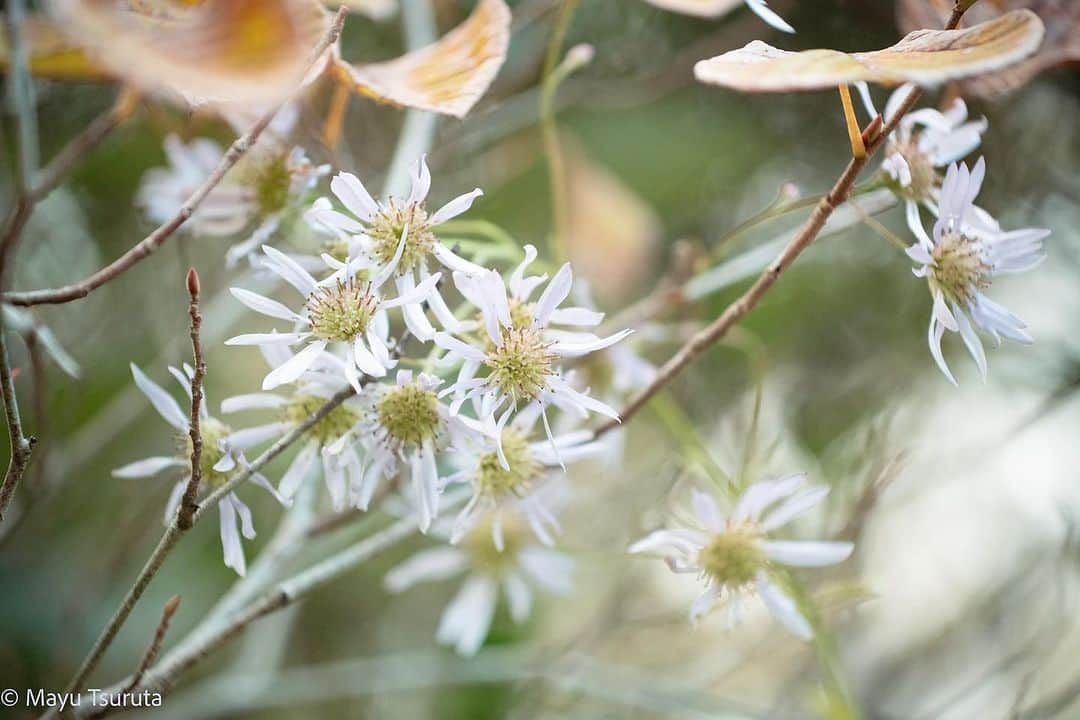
top-left (1, 0), bottom-right (1079, 717)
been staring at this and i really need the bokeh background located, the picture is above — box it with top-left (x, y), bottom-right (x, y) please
top-left (1, 0), bottom-right (1079, 717)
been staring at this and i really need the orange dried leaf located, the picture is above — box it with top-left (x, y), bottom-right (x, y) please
top-left (45, 0), bottom-right (330, 103)
top-left (694, 9), bottom-right (1045, 92)
top-left (336, 0), bottom-right (510, 118)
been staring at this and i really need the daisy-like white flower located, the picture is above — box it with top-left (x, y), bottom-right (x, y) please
top-left (855, 83), bottom-right (987, 241)
top-left (629, 475), bottom-right (853, 639)
top-left (112, 364), bottom-right (283, 575)
top-left (226, 244), bottom-right (437, 391)
top-left (136, 107), bottom-right (328, 267)
top-left (305, 155), bottom-right (486, 339)
top-left (329, 370), bottom-right (492, 531)
top-left (433, 247), bottom-right (632, 434)
top-left (221, 344), bottom-right (366, 512)
top-left (384, 514), bottom-right (573, 656)
top-left (905, 158), bottom-right (1049, 384)
top-left (137, 135), bottom-right (254, 237)
top-left (446, 403), bottom-right (603, 548)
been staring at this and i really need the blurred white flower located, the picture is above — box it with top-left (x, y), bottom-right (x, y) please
top-left (385, 516), bottom-right (573, 656)
top-left (434, 250), bottom-right (632, 438)
top-left (856, 83), bottom-right (987, 241)
top-left (221, 344), bottom-right (366, 511)
top-left (907, 158), bottom-right (1049, 384)
top-left (226, 245), bottom-right (435, 390)
top-left (137, 124), bottom-right (328, 267)
top-left (446, 403), bottom-right (604, 548)
top-left (305, 156), bottom-right (485, 339)
top-left (112, 363), bottom-right (283, 576)
top-left (629, 476), bottom-right (852, 639)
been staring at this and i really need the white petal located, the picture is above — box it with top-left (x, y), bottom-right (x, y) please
top-left (131, 364), bottom-right (189, 431)
top-left (230, 288), bottom-right (302, 322)
top-left (279, 442), bottom-right (319, 500)
top-left (429, 188), bottom-right (483, 226)
top-left (733, 473), bottom-right (804, 522)
top-left (744, 0), bottom-right (794, 33)
top-left (533, 263), bottom-right (573, 327)
top-left (219, 499), bottom-right (246, 576)
top-left (503, 572), bottom-right (534, 623)
top-left (762, 540), bottom-right (853, 567)
top-left (436, 575), bottom-right (498, 656)
top-left (384, 547), bottom-right (469, 593)
top-left (262, 340), bottom-right (328, 390)
top-left (691, 490), bottom-right (725, 532)
top-left (756, 573), bottom-right (812, 640)
top-left (225, 422), bottom-right (291, 450)
top-left (220, 393), bottom-right (288, 413)
top-left (761, 487), bottom-right (829, 531)
top-left (261, 245), bottom-right (318, 297)
top-left (330, 172), bottom-right (378, 222)
top-left (112, 456), bottom-right (186, 479)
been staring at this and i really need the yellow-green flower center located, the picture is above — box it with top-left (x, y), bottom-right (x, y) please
top-left (254, 154), bottom-right (293, 217)
top-left (929, 231), bottom-right (990, 307)
top-left (283, 395), bottom-right (360, 447)
top-left (461, 520), bottom-right (526, 573)
top-left (368, 202), bottom-right (436, 273)
top-left (698, 524), bottom-right (766, 588)
top-left (307, 281), bottom-right (378, 342)
top-left (475, 429), bottom-right (541, 498)
top-left (178, 417), bottom-right (234, 488)
top-left (886, 139), bottom-right (939, 202)
top-left (485, 326), bottom-right (555, 402)
top-left (377, 384), bottom-right (440, 447)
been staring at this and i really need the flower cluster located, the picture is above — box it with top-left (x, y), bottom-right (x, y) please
top-left (120, 154), bottom-right (634, 655)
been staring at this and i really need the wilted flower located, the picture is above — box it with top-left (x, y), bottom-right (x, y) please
top-left (906, 158), bottom-right (1049, 383)
top-left (385, 514), bottom-right (573, 655)
top-left (112, 364), bottom-right (283, 575)
top-left (629, 476), bottom-right (852, 639)
top-left (226, 245), bottom-right (436, 390)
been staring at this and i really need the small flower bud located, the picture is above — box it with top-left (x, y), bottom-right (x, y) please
top-left (186, 268), bottom-right (201, 298)
top-left (562, 43), bottom-right (595, 73)
top-left (780, 182), bottom-right (801, 202)
top-left (163, 594), bottom-right (182, 618)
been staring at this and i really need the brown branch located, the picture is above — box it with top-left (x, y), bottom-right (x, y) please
top-left (595, 112), bottom-right (890, 436)
top-left (124, 596), bottom-right (181, 694)
top-left (4, 8), bottom-right (349, 308)
top-left (0, 317), bottom-right (35, 521)
top-left (177, 269), bottom-right (204, 530)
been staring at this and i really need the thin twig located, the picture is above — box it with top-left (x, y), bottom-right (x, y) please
top-left (177, 269), bottom-right (204, 530)
top-left (124, 596), bottom-right (181, 695)
top-left (56, 387), bottom-right (356, 703)
top-left (31, 90), bottom-right (140, 205)
top-left (4, 8), bottom-right (349, 308)
top-left (0, 317), bottom-right (35, 521)
top-left (595, 110), bottom-right (905, 436)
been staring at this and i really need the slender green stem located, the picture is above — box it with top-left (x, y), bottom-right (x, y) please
top-left (539, 0), bottom-right (581, 264)
top-left (648, 391), bottom-right (733, 494)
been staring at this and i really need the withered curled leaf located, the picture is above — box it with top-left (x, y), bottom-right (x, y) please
top-left (43, 0), bottom-right (330, 103)
top-left (694, 9), bottom-right (1045, 92)
top-left (898, 0), bottom-right (1079, 99)
top-left (334, 0), bottom-right (511, 118)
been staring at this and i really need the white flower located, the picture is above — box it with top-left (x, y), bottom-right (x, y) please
top-left (906, 158), bottom-right (1049, 384)
top-left (221, 344), bottom-right (367, 512)
top-left (433, 248), bottom-right (632, 438)
top-left (629, 475), bottom-right (852, 639)
top-left (446, 403), bottom-right (603, 548)
top-left (137, 107), bottom-right (329, 268)
top-left (329, 370), bottom-right (492, 531)
top-left (112, 364), bottom-right (283, 576)
top-left (226, 244), bottom-right (437, 390)
top-left (856, 83), bottom-right (987, 241)
top-left (137, 135), bottom-right (254, 237)
top-left (384, 516), bottom-right (573, 656)
top-left (305, 155), bottom-right (486, 340)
